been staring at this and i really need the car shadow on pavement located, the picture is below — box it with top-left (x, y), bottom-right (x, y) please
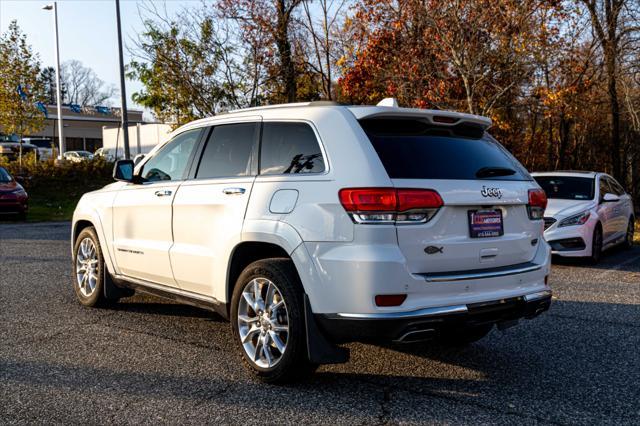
top-left (552, 245), bottom-right (639, 272)
top-left (107, 299), bottom-right (226, 321)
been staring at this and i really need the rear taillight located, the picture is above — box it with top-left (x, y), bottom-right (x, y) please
top-left (375, 294), bottom-right (407, 307)
top-left (527, 188), bottom-right (547, 220)
top-left (339, 188), bottom-right (443, 224)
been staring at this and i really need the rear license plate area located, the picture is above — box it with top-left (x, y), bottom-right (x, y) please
top-left (468, 209), bottom-right (503, 238)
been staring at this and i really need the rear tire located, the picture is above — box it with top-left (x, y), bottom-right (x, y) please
top-left (438, 324), bottom-right (493, 346)
top-left (589, 225), bottom-right (603, 264)
top-left (72, 226), bottom-right (116, 307)
top-left (623, 217), bottom-right (635, 249)
top-left (230, 258), bottom-right (316, 383)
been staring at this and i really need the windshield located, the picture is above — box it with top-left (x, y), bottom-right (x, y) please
top-left (0, 167), bottom-right (12, 183)
top-left (77, 151), bottom-right (92, 157)
top-left (534, 176), bottom-right (594, 200)
top-left (359, 118), bottom-right (531, 181)
top-left (28, 140), bottom-right (53, 148)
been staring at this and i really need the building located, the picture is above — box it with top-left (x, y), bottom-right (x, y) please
top-left (102, 122), bottom-right (172, 159)
top-left (16, 104), bottom-right (144, 153)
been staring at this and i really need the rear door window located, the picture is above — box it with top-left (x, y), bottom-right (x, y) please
top-left (359, 118), bottom-right (530, 181)
top-left (260, 122), bottom-right (325, 175)
top-left (196, 123), bottom-right (258, 179)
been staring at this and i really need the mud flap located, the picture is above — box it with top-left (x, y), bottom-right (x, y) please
top-left (304, 295), bottom-right (349, 364)
top-left (103, 268), bottom-right (134, 300)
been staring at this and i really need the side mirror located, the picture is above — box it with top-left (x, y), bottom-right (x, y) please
top-left (602, 193), bottom-right (619, 203)
top-left (113, 159), bottom-right (135, 182)
top-left (133, 153), bottom-right (145, 166)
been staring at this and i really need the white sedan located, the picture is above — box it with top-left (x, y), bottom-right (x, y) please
top-left (63, 150), bottom-right (94, 163)
top-left (532, 171), bottom-right (635, 263)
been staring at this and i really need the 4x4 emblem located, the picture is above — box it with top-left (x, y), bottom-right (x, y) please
top-left (424, 246), bottom-right (444, 255)
top-left (481, 186), bottom-right (503, 199)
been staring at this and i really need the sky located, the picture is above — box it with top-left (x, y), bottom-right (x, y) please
top-left (0, 0), bottom-right (194, 111)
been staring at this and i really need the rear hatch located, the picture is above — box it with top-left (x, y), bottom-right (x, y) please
top-left (359, 116), bottom-right (543, 274)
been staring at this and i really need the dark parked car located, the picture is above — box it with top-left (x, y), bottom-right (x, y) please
top-left (0, 167), bottom-right (28, 220)
top-left (0, 142), bottom-right (39, 161)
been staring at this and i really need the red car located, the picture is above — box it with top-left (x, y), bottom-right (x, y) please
top-left (0, 166), bottom-right (28, 220)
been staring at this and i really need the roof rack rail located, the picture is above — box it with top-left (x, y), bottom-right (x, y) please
top-left (309, 100), bottom-right (347, 106)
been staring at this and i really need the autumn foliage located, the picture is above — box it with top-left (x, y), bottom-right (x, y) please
top-left (130, 0), bottom-right (639, 208)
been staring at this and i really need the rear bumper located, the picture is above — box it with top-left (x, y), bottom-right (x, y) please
top-left (292, 235), bottom-right (551, 315)
top-left (315, 290), bottom-right (552, 343)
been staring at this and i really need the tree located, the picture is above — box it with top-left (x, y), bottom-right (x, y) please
top-left (128, 4), bottom-right (238, 125)
top-left (0, 21), bottom-right (44, 164)
top-left (61, 60), bottom-right (116, 106)
top-left (38, 66), bottom-right (66, 105)
top-left (300, 0), bottom-right (349, 100)
top-left (580, 0), bottom-right (640, 183)
top-left (218, 0), bottom-right (305, 103)
top-left (339, 0), bottom-right (557, 116)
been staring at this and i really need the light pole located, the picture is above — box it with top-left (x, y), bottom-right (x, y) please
top-left (42, 2), bottom-right (65, 159)
top-left (115, 0), bottom-right (130, 159)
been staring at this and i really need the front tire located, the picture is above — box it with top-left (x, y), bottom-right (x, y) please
top-left (72, 226), bottom-right (113, 307)
top-left (589, 225), bottom-right (603, 264)
top-left (230, 258), bottom-right (316, 383)
top-left (623, 217), bottom-right (635, 249)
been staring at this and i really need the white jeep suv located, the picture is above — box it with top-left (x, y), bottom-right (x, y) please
top-left (72, 101), bottom-right (552, 382)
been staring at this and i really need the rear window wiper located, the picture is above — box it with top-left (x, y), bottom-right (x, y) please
top-left (475, 166), bottom-right (516, 178)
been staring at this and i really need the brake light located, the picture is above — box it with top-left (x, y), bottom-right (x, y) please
top-left (339, 188), bottom-right (443, 224)
top-left (527, 188), bottom-right (547, 220)
top-left (432, 115), bottom-right (459, 124)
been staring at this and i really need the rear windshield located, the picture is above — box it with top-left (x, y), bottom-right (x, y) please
top-left (359, 118), bottom-right (531, 181)
top-left (534, 176), bottom-right (594, 200)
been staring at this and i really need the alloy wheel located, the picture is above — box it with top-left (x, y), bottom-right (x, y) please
top-left (75, 237), bottom-right (99, 297)
top-left (237, 278), bottom-right (289, 369)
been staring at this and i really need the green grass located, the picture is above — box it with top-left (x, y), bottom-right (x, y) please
top-left (26, 188), bottom-right (84, 221)
top-left (24, 179), bottom-right (111, 222)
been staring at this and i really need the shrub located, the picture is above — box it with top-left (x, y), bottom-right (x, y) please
top-left (0, 154), bottom-right (114, 221)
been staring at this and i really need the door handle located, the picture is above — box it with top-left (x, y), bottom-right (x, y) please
top-left (223, 187), bottom-right (246, 195)
top-left (154, 190), bottom-right (172, 197)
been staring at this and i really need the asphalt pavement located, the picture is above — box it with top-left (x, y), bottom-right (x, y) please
top-left (1, 222), bottom-right (639, 425)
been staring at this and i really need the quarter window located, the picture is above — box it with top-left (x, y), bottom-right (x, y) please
top-left (141, 129), bottom-right (200, 182)
top-left (260, 122), bottom-right (325, 175)
top-left (599, 177), bottom-right (613, 199)
top-left (196, 123), bottom-right (258, 179)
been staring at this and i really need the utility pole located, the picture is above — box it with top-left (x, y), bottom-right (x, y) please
top-left (42, 2), bottom-right (65, 159)
top-left (115, 0), bottom-right (130, 159)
